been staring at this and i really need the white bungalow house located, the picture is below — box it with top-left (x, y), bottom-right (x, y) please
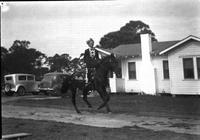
top-left (96, 34), bottom-right (200, 95)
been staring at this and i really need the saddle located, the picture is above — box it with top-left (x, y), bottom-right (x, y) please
top-left (90, 68), bottom-right (96, 80)
top-left (86, 68), bottom-right (96, 90)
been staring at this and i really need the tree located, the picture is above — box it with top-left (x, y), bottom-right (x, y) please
top-left (1, 46), bottom-right (9, 86)
top-left (1, 46), bottom-right (8, 60)
top-left (99, 20), bottom-right (157, 49)
top-left (47, 53), bottom-right (71, 72)
top-left (1, 46), bottom-right (9, 73)
top-left (33, 67), bottom-right (49, 81)
top-left (68, 54), bottom-right (86, 79)
top-left (1, 46), bottom-right (8, 72)
top-left (47, 53), bottom-right (86, 79)
top-left (5, 40), bottom-right (47, 75)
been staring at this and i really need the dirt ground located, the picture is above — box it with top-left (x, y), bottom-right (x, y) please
top-left (3, 117), bottom-right (200, 140)
top-left (2, 95), bottom-right (200, 137)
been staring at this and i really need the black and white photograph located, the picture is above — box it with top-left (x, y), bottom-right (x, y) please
top-left (1, 0), bottom-right (200, 139)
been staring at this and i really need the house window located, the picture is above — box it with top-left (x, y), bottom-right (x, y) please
top-left (116, 61), bottom-right (122, 78)
top-left (163, 60), bottom-right (169, 79)
top-left (197, 57), bottom-right (200, 79)
top-left (116, 67), bottom-right (122, 78)
top-left (128, 62), bottom-right (136, 79)
top-left (183, 58), bottom-right (194, 79)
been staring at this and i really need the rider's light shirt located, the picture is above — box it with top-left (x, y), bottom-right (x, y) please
top-left (89, 48), bottom-right (96, 58)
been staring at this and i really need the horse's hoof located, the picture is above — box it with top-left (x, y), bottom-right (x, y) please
top-left (88, 105), bottom-right (92, 108)
top-left (107, 111), bottom-right (112, 114)
top-left (76, 111), bottom-right (81, 114)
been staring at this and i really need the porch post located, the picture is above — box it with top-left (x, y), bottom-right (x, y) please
top-left (109, 72), bottom-right (117, 93)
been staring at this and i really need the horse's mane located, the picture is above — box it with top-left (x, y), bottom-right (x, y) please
top-left (98, 55), bottom-right (111, 66)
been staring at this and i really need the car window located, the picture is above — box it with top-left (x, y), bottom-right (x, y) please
top-left (18, 75), bottom-right (26, 81)
top-left (43, 75), bottom-right (54, 80)
top-left (57, 75), bottom-right (61, 80)
top-left (27, 75), bottom-right (34, 81)
top-left (62, 75), bottom-right (68, 80)
top-left (53, 76), bottom-right (57, 80)
top-left (5, 76), bottom-right (13, 81)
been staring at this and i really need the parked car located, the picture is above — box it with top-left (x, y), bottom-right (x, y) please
top-left (38, 72), bottom-right (70, 96)
top-left (4, 73), bottom-right (39, 96)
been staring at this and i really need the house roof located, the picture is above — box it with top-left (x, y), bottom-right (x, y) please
top-left (97, 40), bottom-right (179, 57)
top-left (97, 35), bottom-right (200, 57)
top-left (159, 35), bottom-right (200, 55)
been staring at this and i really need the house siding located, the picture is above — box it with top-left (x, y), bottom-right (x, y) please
top-left (116, 78), bottom-right (125, 92)
top-left (121, 57), bottom-right (171, 93)
top-left (152, 57), bottom-right (171, 93)
top-left (112, 41), bottom-right (200, 95)
top-left (168, 41), bottom-right (200, 95)
top-left (121, 58), bottom-right (142, 93)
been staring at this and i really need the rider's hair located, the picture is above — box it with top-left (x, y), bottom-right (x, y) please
top-left (86, 38), bottom-right (94, 45)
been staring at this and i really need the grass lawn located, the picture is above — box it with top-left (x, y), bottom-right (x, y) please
top-left (2, 117), bottom-right (200, 140)
top-left (3, 94), bottom-right (200, 118)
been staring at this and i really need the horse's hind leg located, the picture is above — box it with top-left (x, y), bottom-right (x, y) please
top-left (82, 86), bottom-right (92, 108)
top-left (97, 87), bottom-right (111, 113)
top-left (71, 89), bottom-right (81, 114)
top-left (105, 103), bottom-right (111, 113)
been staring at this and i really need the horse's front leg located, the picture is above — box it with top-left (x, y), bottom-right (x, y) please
top-left (71, 88), bottom-right (81, 114)
top-left (97, 86), bottom-right (111, 113)
top-left (82, 85), bottom-right (92, 108)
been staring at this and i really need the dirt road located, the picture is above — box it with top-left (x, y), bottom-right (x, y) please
top-left (2, 96), bottom-right (200, 135)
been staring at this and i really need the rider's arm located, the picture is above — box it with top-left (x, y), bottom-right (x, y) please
top-left (95, 50), bottom-right (100, 60)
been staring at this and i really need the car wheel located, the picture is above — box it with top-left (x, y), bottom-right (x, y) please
top-left (32, 92), bottom-right (39, 95)
top-left (51, 88), bottom-right (61, 96)
top-left (4, 84), bottom-right (14, 96)
top-left (5, 91), bottom-right (14, 96)
top-left (5, 83), bottom-right (11, 92)
top-left (43, 91), bottom-right (49, 96)
top-left (17, 87), bottom-right (26, 96)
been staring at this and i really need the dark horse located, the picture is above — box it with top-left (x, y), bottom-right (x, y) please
top-left (61, 54), bottom-right (118, 113)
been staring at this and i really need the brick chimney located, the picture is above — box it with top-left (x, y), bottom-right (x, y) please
top-left (140, 34), bottom-right (156, 95)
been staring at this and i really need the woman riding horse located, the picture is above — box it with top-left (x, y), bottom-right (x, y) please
top-left (61, 54), bottom-right (118, 113)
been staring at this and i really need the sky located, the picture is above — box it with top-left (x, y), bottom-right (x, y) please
top-left (1, 0), bottom-right (200, 58)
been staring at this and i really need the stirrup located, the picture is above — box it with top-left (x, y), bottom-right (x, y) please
top-left (85, 81), bottom-right (91, 86)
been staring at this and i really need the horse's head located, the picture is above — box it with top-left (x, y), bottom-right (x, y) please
top-left (104, 53), bottom-right (118, 73)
